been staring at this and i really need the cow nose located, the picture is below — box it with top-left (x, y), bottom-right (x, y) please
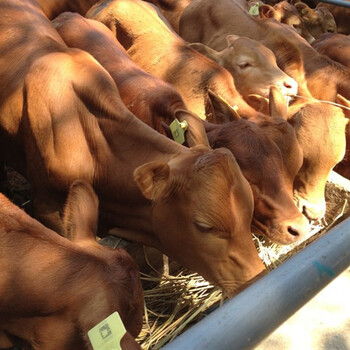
top-left (281, 78), bottom-right (298, 96)
top-left (286, 213), bottom-right (309, 240)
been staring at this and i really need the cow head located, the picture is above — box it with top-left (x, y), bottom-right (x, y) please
top-left (259, 1), bottom-right (316, 43)
top-left (295, 3), bottom-right (337, 38)
top-left (189, 35), bottom-right (298, 101)
top-left (134, 145), bottom-right (265, 297)
top-left (288, 96), bottom-right (350, 220)
top-left (1, 180), bottom-right (143, 350)
top-left (230, 87), bottom-right (308, 243)
top-left (61, 181), bottom-right (143, 347)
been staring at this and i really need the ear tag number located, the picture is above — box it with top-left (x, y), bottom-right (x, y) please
top-left (249, 2), bottom-right (260, 16)
top-left (170, 119), bottom-right (188, 144)
top-left (88, 312), bottom-right (126, 350)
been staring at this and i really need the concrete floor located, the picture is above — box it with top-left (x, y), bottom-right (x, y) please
top-left (255, 267), bottom-right (350, 350)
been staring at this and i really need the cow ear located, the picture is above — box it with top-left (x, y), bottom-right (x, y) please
top-left (336, 94), bottom-right (350, 122)
top-left (269, 86), bottom-right (288, 120)
top-left (259, 4), bottom-right (278, 20)
top-left (189, 43), bottom-right (221, 63)
top-left (294, 2), bottom-right (314, 20)
top-left (62, 180), bottom-right (99, 242)
top-left (134, 161), bottom-right (170, 200)
top-left (225, 34), bottom-right (240, 46)
top-left (174, 110), bottom-right (210, 147)
top-left (247, 94), bottom-right (269, 115)
top-left (208, 89), bottom-right (241, 122)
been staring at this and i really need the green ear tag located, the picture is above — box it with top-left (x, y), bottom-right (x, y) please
top-left (249, 2), bottom-right (260, 16)
top-left (170, 119), bottom-right (188, 144)
top-left (88, 312), bottom-right (126, 350)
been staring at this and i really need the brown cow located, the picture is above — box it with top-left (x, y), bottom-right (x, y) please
top-left (312, 32), bottom-right (350, 68)
top-left (203, 89), bottom-right (309, 243)
top-left (258, 1), bottom-right (316, 43)
top-left (0, 0), bottom-right (265, 297)
top-left (54, 12), bottom-right (308, 243)
top-left (187, 35), bottom-right (298, 102)
top-left (86, 0), bottom-right (268, 121)
top-left (179, 0), bottom-right (350, 101)
top-left (294, 2), bottom-right (337, 38)
top-left (52, 12), bottom-right (209, 147)
top-left (317, 1), bottom-right (350, 35)
top-left (0, 180), bottom-right (143, 350)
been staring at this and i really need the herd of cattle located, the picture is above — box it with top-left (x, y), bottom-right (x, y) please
top-left (0, 0), bottom-right (349, 348)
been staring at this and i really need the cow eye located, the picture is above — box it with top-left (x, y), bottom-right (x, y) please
top-left (194, 221), bottom-right (215, 233)
top-left (238, 62), bottom-right (251, 69)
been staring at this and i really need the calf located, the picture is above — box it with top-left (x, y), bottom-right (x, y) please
top-left (54, 12), bottom-right (308, 243)
top-left (187, 35), bottom-right (298, 102)
top-left (0, 180), bottom-right (143, 350)
top-left (294, 2), bottom-right (337, 38)
top-left (0, 0), bottom-right (265, 297)
top-left (259, 1), bottom-right (316, 43)
top-left (179, 0), bottom-right (350, 101)
top-left (52, 12), bottom-right (209, 147)
top-left (203, 89), bottom-right (309, 243)
top-left (86, 0), bottom-right (266, 121)
top-left (312, 33), bottom-right (350, 69)
top-left (317, 2), bottom-right (350, 35)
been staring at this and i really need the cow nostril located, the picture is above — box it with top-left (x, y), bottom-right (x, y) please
top-left (327, 29), bottom-right (335, 33)
top-left (283, 81), bottom-right (293, 89)
top-left (287, 226), bottom-right (300, 237)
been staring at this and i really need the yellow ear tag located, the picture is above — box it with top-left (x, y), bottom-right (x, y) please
top-left (170, 119), bottom-right (188, 144)
top-left (88, 312), bottom-right (126, 350)
top-left (249, 2), bottom-right (260, 16)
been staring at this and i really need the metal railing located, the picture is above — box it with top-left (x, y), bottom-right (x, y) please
top-left (163, 216), bottom-right (350, 350)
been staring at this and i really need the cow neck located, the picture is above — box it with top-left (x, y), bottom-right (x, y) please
top-left (96, 111), bottom-right (186, 235)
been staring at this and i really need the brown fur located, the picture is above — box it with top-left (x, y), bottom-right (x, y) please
top-left (0, 180), bottom-right (143, 350)
top-left (38, 0), bottom-right (99, 19)
top-left (52, 12), bottom-right (209, 147)
top-left (179, 0), bottom-right (350, 101)
top-left (86, 0), bottom-right (264, 121)
top-left (312, 33), bottom-right (350, 69)
top-left (0, 0), bottom-right (264, 297)
top-left (317, 2), bottom-right (350, 35)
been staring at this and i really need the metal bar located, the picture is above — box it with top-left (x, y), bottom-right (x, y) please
top-left (162, 216), bottom-right (350, 350)
top-left (317, 0), bottom-right (350, 8)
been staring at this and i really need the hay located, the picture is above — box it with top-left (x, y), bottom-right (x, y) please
top-left (137, 172), bottom-right (350, 349)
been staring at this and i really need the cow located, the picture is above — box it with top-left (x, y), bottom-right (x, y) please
top-left (52, 12), bottom-right (209, 147)
top-left (317, 1), bottom-right (350, 35)
top-left (0, 0), bottom-right (265, 297)
top-left (54, 12), bottom-right (309, 244)
top-left (312, 32), bottom-right (350, 69)
top-left (179, 0), bottom-right (350, 101)
top-left (258, 1), bottom-right (316, 43)
top-left (85, 0), bottom-right (285, 121)
top-left (294, 2), bottom-right (337, 38)
top-left (185, 35), bottom-right (298, 103)
top-left (203, 88), bottom-right (309, 243)
top-left (0, 180), bottom-right (143, 350)
top-left (287, 96), bottom-right (349, 218)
